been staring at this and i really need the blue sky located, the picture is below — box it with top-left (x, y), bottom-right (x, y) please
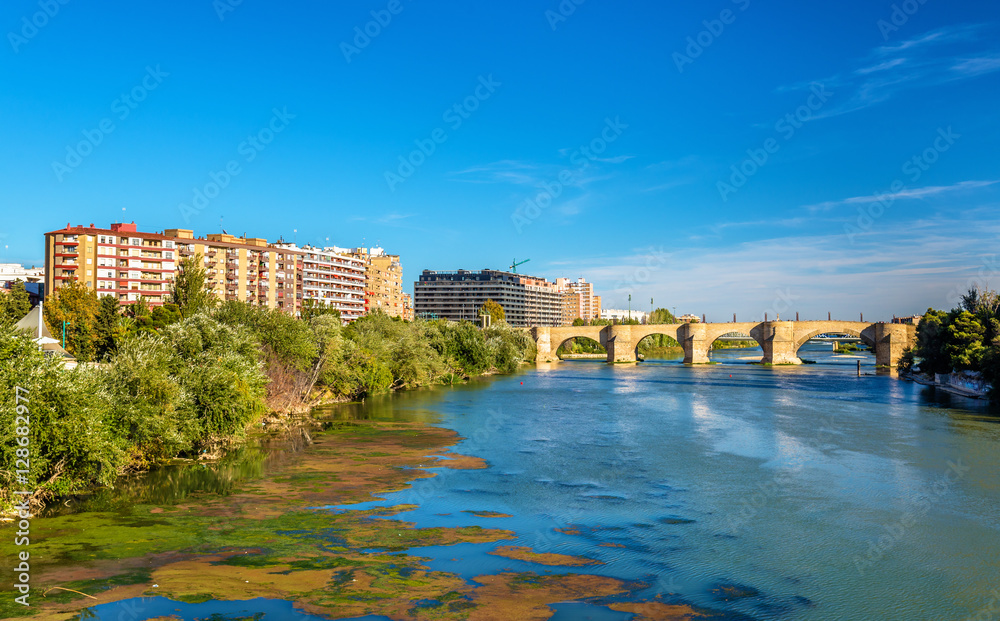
top-left (1, 0), bottom-right (998, 320)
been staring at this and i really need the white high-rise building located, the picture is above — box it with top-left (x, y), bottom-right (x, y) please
top-left (276, 243), bottom-right (365, 322)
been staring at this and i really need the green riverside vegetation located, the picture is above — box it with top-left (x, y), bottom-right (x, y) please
top-left (900, 287), bottom-right (1000, 402)
top-left (0, 266), bottom-right (536, 513)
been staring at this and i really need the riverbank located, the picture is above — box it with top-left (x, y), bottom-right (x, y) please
top-left (903, 370), bottom-right (992, 400)
top-left (1, 308), bottom-right (537, 515)
top-left (0, 413), bottom-right (715, 621)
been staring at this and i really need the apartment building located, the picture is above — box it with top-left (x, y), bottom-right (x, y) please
top-left (0, 263), bottom-right (44, 286)
top-left (402, 293), bottom-right (413, 321)
top-left (164, 230), bottom-right (302, 315)
top-left (1, 263), bottom-right (45, 307)
top-left (44, 222), bottom-right (399, 323)
top-left (555, 278), bottom-right (602, 325)
top-left (414, 269), bottom-right (562, 327)
top-left (601, 308), bottom-right (649, 323)
top-left (276, 243), bottom-right (365, 322)
top-left (44, 222), bottom-right (303, 313)
top-left (349, 247), bottom-right (411, 320)
top-left (45, 222), bottom-right (179, 305)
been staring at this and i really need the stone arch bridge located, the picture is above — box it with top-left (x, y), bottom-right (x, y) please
top-left (531, 321), bottom-right (916, 367)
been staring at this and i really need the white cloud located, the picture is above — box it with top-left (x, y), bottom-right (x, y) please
top-left (782, 24), bottom-right (1000, 120)
top-left (550, 217), bottom-right (1000, 319)
top-left (805, 180), bottom-right (998, 212)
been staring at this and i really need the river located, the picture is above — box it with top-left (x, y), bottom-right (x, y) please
top-left (7, 343), bottom-right (1000, 620)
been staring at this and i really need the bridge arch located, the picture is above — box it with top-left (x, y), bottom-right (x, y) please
top-left (793, 327), bottom-right (876, 352)
top-left (554, 334), bottom-right (608, 358)
top-left (708, 330), bottom-right (762, 356)
top-left (634, 331), bottom-right (683, 360)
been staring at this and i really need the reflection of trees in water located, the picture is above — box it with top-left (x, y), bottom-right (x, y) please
top-left (46, 427), bottom-right (314, 516)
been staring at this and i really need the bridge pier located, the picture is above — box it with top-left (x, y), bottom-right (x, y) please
top-left (758, 321), bottom-right (802, 365)
top-left (873, 323), bottom-right (914, 368)
top-left (681, 322), bottom-right (711, 364)
top-left (605, 325), bottom-right (636, 363)
top-left (531, 327), bottom-right (559, 363)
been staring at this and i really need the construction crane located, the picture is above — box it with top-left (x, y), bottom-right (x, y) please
top-left (510, 258), bottom-right (530, 273)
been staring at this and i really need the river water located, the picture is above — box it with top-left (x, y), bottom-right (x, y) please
top-left (41, 343), bottom-right (1000, 620)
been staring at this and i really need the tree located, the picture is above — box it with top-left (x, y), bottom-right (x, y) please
top-left (0, 279), bottom-right (32, 325)
top-left (961, 285), bottom-right (1000, 317)
top-left (127, 295), bottom-right (151, 319)
top-left (649, 307), bottom-right (676, 324)
top-left (914, 308), bottom-right (953, 375)
top-left (944, 311), bottom-right (987, 371)
top-left (479, 299), bottom-right (506, 324)
top-left (572, 317), bottom-right (586, 326)
top-left (171, 255), bottom-right (213, 317)
top-left (44, 279), bottom-right (99, 361)
top-left (301, 299), bottom-right (342, 323)
top-left (94, 295), bottom-right (121, 359)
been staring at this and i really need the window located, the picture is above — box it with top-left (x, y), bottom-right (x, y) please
top-left (86, 258), bottom-right (92, 264)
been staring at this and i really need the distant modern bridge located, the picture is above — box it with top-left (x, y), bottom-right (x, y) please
top-left (530, 321), bottom-right (916, 367)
